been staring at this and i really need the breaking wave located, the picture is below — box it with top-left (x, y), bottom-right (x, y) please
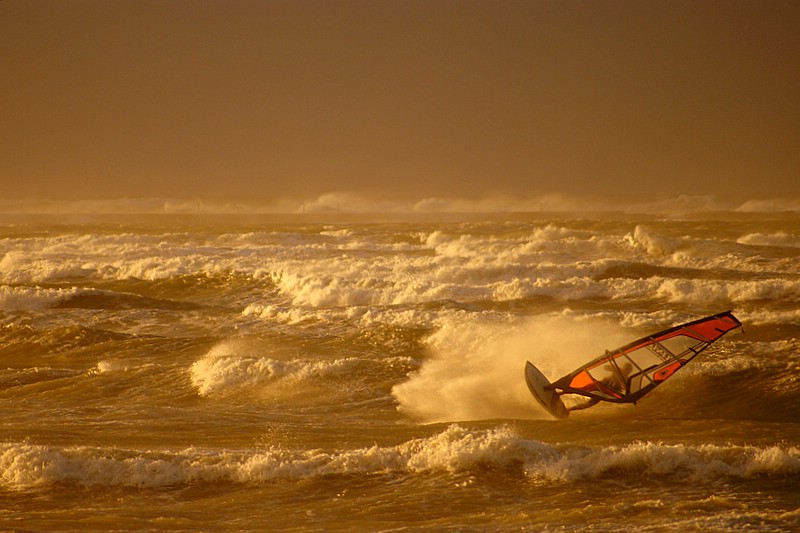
top-left (737, 231), bottom-right (800, 248)
top-left (189, 338), bottom-right (374, 397)
top-left (0, 285), bottom-right (79, 311)
top-left (2, 222), bottom-right (798, 321)
top-left (2, 426), bottom-right (797, 491)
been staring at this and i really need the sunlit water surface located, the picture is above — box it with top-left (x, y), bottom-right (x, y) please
top-left (1, 214), bottom-right (798, 531)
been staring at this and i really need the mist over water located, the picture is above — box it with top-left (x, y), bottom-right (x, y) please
top-left (1, 213), bottom-right (799, 531)
top-left (2, 192), bottom-right (800, 218)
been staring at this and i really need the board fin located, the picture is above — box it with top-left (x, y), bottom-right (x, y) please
top-left (524, 361), bottom-right (569, 419)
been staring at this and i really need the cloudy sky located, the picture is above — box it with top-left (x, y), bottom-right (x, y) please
top-left (2, 0), bottom-right (799, 208)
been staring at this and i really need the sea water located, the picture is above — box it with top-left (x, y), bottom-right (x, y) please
top-left (0, 213), bottom-right (798, 531)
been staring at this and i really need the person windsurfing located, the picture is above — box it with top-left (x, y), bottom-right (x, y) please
top-left (525, 311), bottom-right (742, 418)
top-left (562, 360), bottom-right (632, 412)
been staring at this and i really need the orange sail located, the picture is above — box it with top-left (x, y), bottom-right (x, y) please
top-left (551, 311), bottom-right (742, 404)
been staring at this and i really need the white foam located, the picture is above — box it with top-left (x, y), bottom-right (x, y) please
top-left (527, 440), bottom-right (800, 483)
top-left (654, 278), bottom-right (792, 304)
top-left (0, 285), bottom-right (79, 311)
top-left (737, 231), bottom-right (800, 248)
top-left (1, 221), bottom-right (796, 319)
top-left (319, 228), bottom-right (354, 238)
top-left (88, 360), bottom-right (129, 375)
top-left (2, 426), bottom-right (797, 490)
top-left (624, 225), bottom-right (682, 257)
top-left (252, 224), bottom-right (622, 310)
top-left (740, 308), bottom-right (800, 326)
top-left (190, 338), bottom-right (359, 396)
top-left (268, 268), bottom-right (381, 308)
top-left (0, 250), bottom-right (95, 284)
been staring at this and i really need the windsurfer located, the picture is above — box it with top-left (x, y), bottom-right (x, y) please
top-left (563, 361), bottom-right (633, 412)
top-left (526, 312), bottom-right (742, 419)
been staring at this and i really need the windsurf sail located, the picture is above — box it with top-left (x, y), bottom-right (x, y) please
top-left (550, 311), bottom-right (742, 405)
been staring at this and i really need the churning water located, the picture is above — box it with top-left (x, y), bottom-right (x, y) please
top-left (1, 213), bottom-right (798, 531)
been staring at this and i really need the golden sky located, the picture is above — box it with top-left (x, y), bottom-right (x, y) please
top-left (2, 0), bottom-right (799, 205)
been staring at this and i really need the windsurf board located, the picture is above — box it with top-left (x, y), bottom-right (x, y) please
top-left (525, 361), bottom-right (569, 419)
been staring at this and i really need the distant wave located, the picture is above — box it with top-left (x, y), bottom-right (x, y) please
top-left (0, 285), bottom-right (78, 311)
top-left (189, 337), bottom-right (413, 399)
top-left (737, 231), bottom-right (800, 248)
top-left (2, 220), bottom-right (797, 312)
top-left (189, 340), bottom-right (364, 397)
top-left (0, 285), bottom-right (200, 312)
top-left (2, 193), bottom-right (799, 216)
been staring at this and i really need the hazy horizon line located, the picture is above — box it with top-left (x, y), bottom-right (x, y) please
top-left (1, 192), bottom-right (799, 217)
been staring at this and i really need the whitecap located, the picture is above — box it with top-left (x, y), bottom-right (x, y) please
top-left (2, 427), bottom-right (797, 491)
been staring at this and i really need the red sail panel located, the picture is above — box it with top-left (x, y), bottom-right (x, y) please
top-left (676, 313), bottom-right (741, 341)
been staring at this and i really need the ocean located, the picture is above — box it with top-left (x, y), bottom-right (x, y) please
top-left (1, 212), bottom-right (798, 532)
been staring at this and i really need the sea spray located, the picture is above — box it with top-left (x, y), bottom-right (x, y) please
top-left (392, 314), bottom-right (631, 422)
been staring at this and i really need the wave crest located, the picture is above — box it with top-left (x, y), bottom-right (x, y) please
top-left (2, 426), bottom-right (798, 491)
top-left (190, 338), bottom-right (358, 396)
